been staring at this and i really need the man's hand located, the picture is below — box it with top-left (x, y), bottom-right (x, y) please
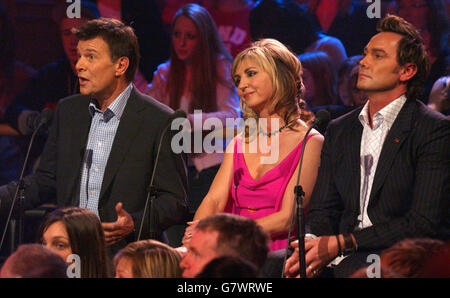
top-left (181, 220), bottom-right (199, 248)
top-left (284, 236), bottom-right (340, 278)
top-left (101, 202), bottom-right (134, 246)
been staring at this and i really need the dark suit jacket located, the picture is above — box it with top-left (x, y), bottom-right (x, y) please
top-left (306, 99), bottom-right (450, 251)
top-left (0, 87), bottom-right (188, 248)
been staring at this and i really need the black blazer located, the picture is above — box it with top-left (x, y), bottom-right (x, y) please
top-left (1, 88), bottom-right (189, 247)
top-left (306, 99), bottom-right (450, 251)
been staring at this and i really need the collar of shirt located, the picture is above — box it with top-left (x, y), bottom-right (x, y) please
top-left (88, 83), bottom-right (133, 122)
top-left (358, 94), bottom-right (407, 130)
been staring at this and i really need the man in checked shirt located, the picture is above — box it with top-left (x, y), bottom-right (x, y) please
top-left (0, 18), bottom-right (188, 256)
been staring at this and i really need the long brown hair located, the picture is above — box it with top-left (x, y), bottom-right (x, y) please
top-left (167, 4), bottom-right (233, 113)
top-left (38, 207), bottom-right (110, 278)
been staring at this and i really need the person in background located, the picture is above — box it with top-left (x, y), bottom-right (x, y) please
top-left (337, 55), bottom-right (367, 109)
top-left (195, 255), bottom-right (259, 278)
top-left (304, 0), bottom-right (378, 57)
top-left (250, 0), bottom-right (347, 70)
top-left (0, 243), bottom-right (68, 278)
top-left (94, 0), bottom-right (171, 86)
top-left (388, 0), bottom-right (449, 102)
top-left (114, 239), bottom-right (182, 278)
top-left (3, 1), bottom-right (100, 138)
top-left (145, 3), bottom-right (240, 246)
top-left (0, 2), bottom-right (36, 185)
top-left (183, 39), bottom-right (323, 252)
top-left (203, 0), bottom-right (255, 57)
top-left (38, 207), bottom-right (110, 278)
top-left (298, 51), bottom-right (339, 108)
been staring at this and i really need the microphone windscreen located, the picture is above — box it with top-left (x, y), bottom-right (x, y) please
top-left (39, 108), bottom-right (54, 125)
top-left (170, 109), bottom-right (187, 120)
top-left (314, 109), bottom-right (331, 126)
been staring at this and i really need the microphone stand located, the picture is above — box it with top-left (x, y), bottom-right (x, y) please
top-left (137, 110), bottom-right (187, 241)
top-left (137, 125), bottom-right (168, 241)
top-left (281, 123), bottom-right (316, 278)
top-left (0, 120), bottom-right (47, 252)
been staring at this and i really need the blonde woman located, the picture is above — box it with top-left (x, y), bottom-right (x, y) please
top-left (114, 240), bottom-right (181, 278)
top-left (184, 39), bottom-right (323, 251)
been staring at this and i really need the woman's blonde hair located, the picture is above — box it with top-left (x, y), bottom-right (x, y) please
top-left (231, 38), bottom-right (307, 126)
top-left (114, 240), bottom-right (181, 278)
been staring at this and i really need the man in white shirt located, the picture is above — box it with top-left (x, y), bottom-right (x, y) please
top-left (284, 15), bottom-right (449, 278)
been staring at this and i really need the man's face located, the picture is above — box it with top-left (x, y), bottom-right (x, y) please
top-left (357, 32), bottom-right (404, 95)
top-left (76, 36), bottom-right (119, 101)
top-left (179, 229), bottom-right (220, 278)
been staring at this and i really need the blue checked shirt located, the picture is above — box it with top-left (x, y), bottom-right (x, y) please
top-left (79, 83), bottom-right (133, 216)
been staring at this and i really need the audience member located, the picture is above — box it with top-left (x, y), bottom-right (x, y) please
top-left (337, 55), bottom-right (367, 108)
top-left (250, 0), bottom-right (347, 70)
top-left (184, 39), bottom-right (323, 252)
top-left (305, 0), bottom-right (378, 57)
top-left (203, 0), bottom-right (255, 57)
top-left (428, 75), bottom-right (450, 115)
top-left (379, 238), bottom-right (446, 278)
top-left (145, 3), bottom-right (239, 245)
top-left (94, 0), bottom-right (171, 85)
top-left (3, 1), bottom-right (100, 137)
top-left (419, 241), bottom-right (450, 278)
top-left (310, 55), bottom-right (368, 132)
top-left (180, 213), bottom-right (269, 278)
top-left (38, 207), bottom-right (110, 278)
top-left (0, 18), bottom-right (188, 257)
top-left (0, 243), bottom-right (67, 278)
top-left (284, 15), bottom-right (449, 278)
top-left (196, 255), bottom-right (259, 278)
top-left (298, 51), bottom-right (339, 108)
top-left (114, 239), bottom-right (181, 278)
top-left (389, 0), bottom-right (450, 102)
top-left (0, 2), bottom-right (36, 185)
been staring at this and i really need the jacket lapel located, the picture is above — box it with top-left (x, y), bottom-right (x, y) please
top-left (348, 114), bottom-right (363, 215)
top-left (99, 90), bottom-right (144, 200)
top-left (369, 99), bottom-right (415, 203)
top-left (66, 98), bottom-right (91, 205)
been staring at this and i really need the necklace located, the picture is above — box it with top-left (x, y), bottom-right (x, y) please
top-left (259, 118), bottom-right (299, 137)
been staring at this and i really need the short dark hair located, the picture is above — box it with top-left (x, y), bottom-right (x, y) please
top-left (1, 244), bottom-right (67, 278)
top-left (73, 18), bottom-right (140, 82)
top-left (377, 15), bottom-right (430, 100)
top-left (196, 213), bottom-right (269, 270)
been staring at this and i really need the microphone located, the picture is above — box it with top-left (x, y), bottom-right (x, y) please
top-left (83, 149), bottom-right (93, 209)
top-left (137, 109), bottom-right (187, 241)
top-left (0, 108), bottom-right (54, 252)
top-left (281, 109), bottom-right (330, 278)
top-left (17, 108), bottom-right (53, 135)
top-left (312, 109), bottom-right (331, 134)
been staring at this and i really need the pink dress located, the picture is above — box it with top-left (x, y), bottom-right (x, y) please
top-left (226, 135), bottom-right (316, 251)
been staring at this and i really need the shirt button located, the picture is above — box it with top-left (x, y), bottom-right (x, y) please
top-left (94, 168), bottom-right (98, 172)
top-left (98, 142), bottom-right (102, 147)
